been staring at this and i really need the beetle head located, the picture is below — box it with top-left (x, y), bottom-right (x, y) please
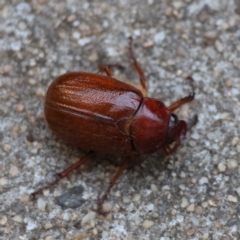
top-left (165, 113), bottom-right (187, 145)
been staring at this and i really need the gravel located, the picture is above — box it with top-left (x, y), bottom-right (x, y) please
top-left (1, 0), bottom-right (240, 239)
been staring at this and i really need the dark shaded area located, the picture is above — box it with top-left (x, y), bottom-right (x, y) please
top-left (55, 186), bottom-right (85, 209)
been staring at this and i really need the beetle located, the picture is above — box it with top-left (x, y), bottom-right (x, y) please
top-left (32, 37), bottom-right (195, 214)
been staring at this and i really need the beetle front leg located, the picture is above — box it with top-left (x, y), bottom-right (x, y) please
top-left (168, 76), bottom-right (195, 112)
top-left (98, 157), bottom-right (130, 215)
top-left (168, 94), bottom-right (194, 112)
top-left (31, 152), bottom-right (93, 198)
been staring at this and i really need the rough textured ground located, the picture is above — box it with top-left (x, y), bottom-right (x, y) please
top-left (0, 0), bottom-right (240, 239)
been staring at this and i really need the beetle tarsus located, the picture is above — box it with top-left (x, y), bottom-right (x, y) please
top-left (187, 114), bottom-right (198, 130)
top-left (185, 76), bottom-right (195, 94)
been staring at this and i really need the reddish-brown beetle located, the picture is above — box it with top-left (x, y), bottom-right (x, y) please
top-left (32, 38), bottom-right (195, 214)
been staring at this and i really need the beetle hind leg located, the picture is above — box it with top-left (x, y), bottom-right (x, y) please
top-left (31, 152), bottom-right (93, 198)
top-left (98, 157), bottom-right (130, 215)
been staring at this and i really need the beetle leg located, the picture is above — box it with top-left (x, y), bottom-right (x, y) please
top-left (98, 64), bottom-right (125, 77)
top-left (168, 76), bottom-right (195, 112)
top-left (98, 157), bottom-right (130, 215)
top-left (31, 152), bottom-right (93, 198)
top-left (128, 37), bottom-right (147, 96)
top-left (163, 141), bottom-right (182, 155)
top-left (187, 114), bottom-right (198, 130)
top-left (168, 93), bottom-right (194, 112)
top-left (162, 145), bottom-right (171, 155)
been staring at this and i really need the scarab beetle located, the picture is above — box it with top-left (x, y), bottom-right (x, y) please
top-left (32, 37), bottom-right (195, 214)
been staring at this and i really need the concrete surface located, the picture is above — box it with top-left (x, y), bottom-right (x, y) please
top-left (0, 0), bottom-right (240, 239)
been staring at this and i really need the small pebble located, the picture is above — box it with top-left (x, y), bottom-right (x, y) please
top-left (37, 198), bottom-right (47, 211)
top-left (132, 193), bottom-right (141, 202)
top-left (181, 197), bottom-right (189, 208)
top-left (0, 178), bottom-right (8, 186)
top-left (176, 215), bottom-right (184, 223)
top-left (186, 227), bottom-right (195, 237)
top-left (225, 218), bottom-right (239, 227)
top-left (73, 233), bottom-right (88, 240)
top-left (179, 184), bottom-right (185, 190)
top-left (93, 228), bottom-right (98, 235)
top-left (235, 187), bottom-right (240, 197)
top-left (190, 215), bottom-right (200, 226)
top-left (227, 159), bottom-right (238, 169)
top-left (72, 31), bottom-right (81, 39)
top-left (67, 14), bottom-right (76, 22)
top-left (154, 31), bottom-right (165, 44)
top-left (45, 237), bottom-right (53, 240)
top-left (217, 162), bottom-right (226, 172)
top-left (55, 186), bottom-right (85, 208)
top-left (202, 202), bottom-right (208, 208)
top-left (81, 211), bottom-right (96, 226)
top-left (29, 59), bottom-right (36, 67)
top-left (196, 206), bottom-right (203, 215)
top-left (214, 222), bottom-right (221, 228)
top-left (15, 104), bottom-right (24, 112)
top-left (172, 1), bottom-right (183, 10)
top-left (146, 203), bottom-right (155, 212)
top-left (42, 189), bottom-right (49, 197)
top-left (1, 65), bottom-right (13, 74)
top-left (20, 195), bottom-right (30, 203)
top-left (35, 87), bottom-right (45, 97)
top-left (0, 216), bottom-right (8, 226)
top-left (228, 195), bottom-right (237, 203)
top-left (13, 215), bottom-right (23, 223)
top-left (191, 178), bottom-right (197, 184)
top-left (202, 232), bottom-right (209, 239)
top-left (236, 144), bottom-right (240, 153)
top-left (225, 79), bottom-right (233, 88)
top-left (9, 165), bottom-right (20, 177)
top-left (187, 203), bottom-right (195, 212)
top-left (208, 200), bottom-right (218, 207)
top-left (4, 227), bottom-right (11, 235)
top-left (219, 112), bottom-right (230, 120)
top-left (102, 231), bottom-right (108, 238)
top-left (142, 220), bottom-right (154, 229)
top-left (26, 220), bottom-right (37, 231)
top-left (199, 177), bottom-right (208, 185)
top-left (164, 7), bottom-right (173, 16)
top-left (3, 144), bottom-right (12, 153)
top-left (78, 38), bottom-right (91, 47)
top-left (28, 78), bottom-right (37, 85)
top-left (203, 31), bottom-right (218, 40)
top-left (231, 137), bottom-right (239, 145)
top-left (88, 51), bottom-right (98, 62)
top-left (44, 222), bottom-right (53, 230)
top-left (215, 40), bottom-right (224, 53)
top-left (123, 196), bottom-right (130, 203)
top-left (143, 40), bottom-right (154, 48)
top-left (101, 202), bottom-right (112, 213)
top-left (151, 184), bottom-right (158, 192)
